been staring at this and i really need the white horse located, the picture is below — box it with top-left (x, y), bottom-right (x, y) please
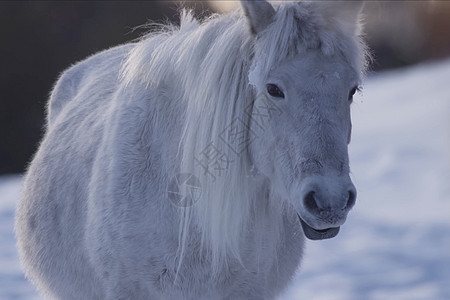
top-left (16, 1), bottom-right (368, 299)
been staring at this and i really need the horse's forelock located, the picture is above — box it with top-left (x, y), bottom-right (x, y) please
top-left (251, 2), bottom-right (368, 86)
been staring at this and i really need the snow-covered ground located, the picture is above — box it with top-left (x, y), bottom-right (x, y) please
top-left (1, 59), bottom-right (449, 300)
top-left (0, 175), bottom-right (40, 300)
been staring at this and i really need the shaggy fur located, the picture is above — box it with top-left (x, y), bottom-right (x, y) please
top-left (16, 1), bottom-right (368, 299)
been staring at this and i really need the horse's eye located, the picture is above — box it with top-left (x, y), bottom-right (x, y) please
top-left (348, 86), bottom-right (359, 102)
top-left (266, 84), bottom-right (285, 99)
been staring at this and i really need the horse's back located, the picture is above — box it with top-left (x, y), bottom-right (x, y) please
top-left (47, 44), bottom-right (133, 127)
top-left (15, 44), bottom-right (134, 300)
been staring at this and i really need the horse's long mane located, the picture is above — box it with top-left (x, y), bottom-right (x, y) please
top-left (121, 2), bottom-right (368, 274)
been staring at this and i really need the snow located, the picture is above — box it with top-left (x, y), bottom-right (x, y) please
top-left (0, 175), bottom-right (40, 300)
top-left (1, 59), bottom-right (449, 299)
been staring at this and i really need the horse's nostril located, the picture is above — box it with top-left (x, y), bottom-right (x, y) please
top-left (303, 191), bottom-right (319, 213)
top-left (346, 190), bottom-right (356, 209)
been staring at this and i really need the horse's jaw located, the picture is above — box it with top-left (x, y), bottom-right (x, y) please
top-left (298, 216), bottom-right (340, 240)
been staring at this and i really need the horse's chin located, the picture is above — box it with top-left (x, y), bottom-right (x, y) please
top-left (299, 217), bottom-right (340, 240)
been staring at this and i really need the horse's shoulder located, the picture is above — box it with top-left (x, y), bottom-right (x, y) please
top-left (47, 44), bottom-right (135, 127)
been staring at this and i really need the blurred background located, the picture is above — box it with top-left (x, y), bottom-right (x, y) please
top-left (0, 0), bottom-right (449, 175)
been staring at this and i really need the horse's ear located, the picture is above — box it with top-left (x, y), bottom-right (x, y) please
top-left (339, 1), bottom-right (365, 23)
top-left (240, 0), bottom-right (275, 35)
top-left (321, 0), bottom-right (364, 28)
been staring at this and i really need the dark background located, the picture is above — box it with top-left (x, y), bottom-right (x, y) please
top-left (1, 1), bottom-right (449, 175)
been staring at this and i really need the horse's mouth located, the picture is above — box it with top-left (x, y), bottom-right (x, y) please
top-left (299, 216), bottom-right (340, 240)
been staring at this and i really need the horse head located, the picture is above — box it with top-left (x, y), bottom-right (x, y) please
top-left (243, 0), bottom-right (366, 240)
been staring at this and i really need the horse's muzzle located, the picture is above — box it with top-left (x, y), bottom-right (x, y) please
top-left (295, 174), bottom-right (356, 240)
top-left (298, 216), bottom-right (340, 240)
